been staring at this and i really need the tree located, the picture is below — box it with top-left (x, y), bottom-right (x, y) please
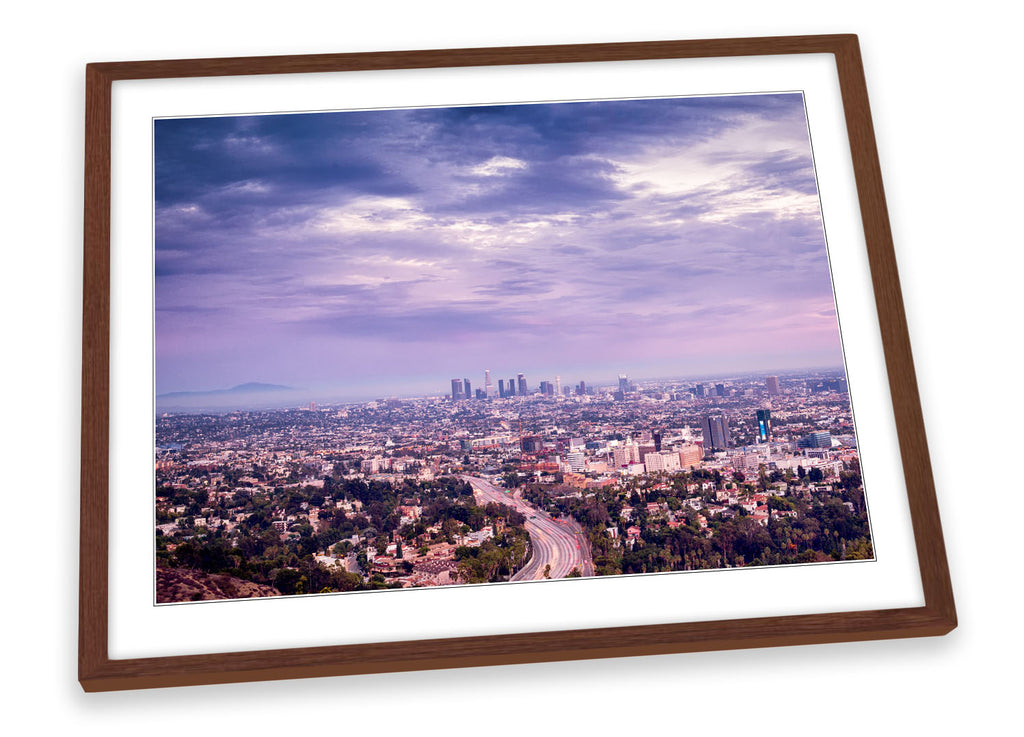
top-left (273, 568), bottom-right (303, 595)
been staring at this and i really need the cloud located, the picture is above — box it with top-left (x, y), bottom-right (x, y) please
top-left (155, 92), bottom-right (842, 393)
top-left (470, 155), bottom-right (528, 176)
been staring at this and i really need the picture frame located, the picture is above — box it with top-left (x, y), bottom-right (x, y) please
top-left (80, 33), bottom-right (956, 692)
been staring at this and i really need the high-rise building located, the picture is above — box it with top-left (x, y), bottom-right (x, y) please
top-left (799, 431), bottom-right (832, 449)
top-left (613, 444), bottom-right (641, 467)
top-left (484, 369), bottom-right (493, 397)
top-left (618, 375), bottom-right (630, 393)
top-left (765, 376), bottom-right (781, 395)
top-left (694, 383), bottom-right (706, 398)
top-left (463, 378), bottom-right (471, 399)
top-left (756, 409), bottom-right (772, 442)
top-left (517, 373), bottom-right (527, 396)
top-left (576, 380), bottom-right (586, 396)
top-left (566, 451), bottom-right (586, 472)
top-left (715, 383), bottom-right (726, 397)
top-left (677, 444), bottom-right (703, 468)
top-left (507, 378), bottom-right (515, 396)
top-left (702, 413), bottom-right (732, 450)
top-left (522, 436), bottom-right (544, 454)
top-left (644, 450), bottom-right (681, 473)
top-left (555, 375), bottom-right (562, 396)
top-left (498, 379), bottom-right (506, 398)
top-left (450, 378), bottom-right (464, 400)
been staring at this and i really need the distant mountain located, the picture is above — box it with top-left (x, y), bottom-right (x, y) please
top-left (156, 382), bottom-right (301, 412)
top-left (226, 382), bottom-right (292, 394)
top-left (157, 382), bottom-right (292, 400)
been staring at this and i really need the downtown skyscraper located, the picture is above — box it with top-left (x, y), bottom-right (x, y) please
top-left (756, 409), bottom-right (772, 442)
top-left (702, 413), bottom-right (732, 450)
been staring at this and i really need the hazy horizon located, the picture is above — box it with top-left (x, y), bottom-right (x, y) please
top-left (155, 364), bottom-right (848, 413)
top-left (156, 93), bottom-right (843, 397)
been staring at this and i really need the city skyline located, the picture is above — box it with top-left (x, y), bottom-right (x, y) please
top-left (155, 363), bottom-right (848, 411)
top-left (156, 92), bottom-right (842, 398)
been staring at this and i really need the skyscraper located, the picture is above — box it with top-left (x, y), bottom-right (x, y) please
top-left (463, 377), bottom-right (471, 399)
top-left (507, 378), bottom-right (515, 396)
top-left (517, 373), bottom-right (527, 396)
top-left (619, 375), bottom-right (630, 393)
top-left (450, 378), bottom-right (463, 400)
top-left (702, 413), bottom-right (732, 450)
top-left (715, 383), bottom-right (726, 397)
top-left (766, 376), bottom-right (781, 395)
top-left (484, 369), bottom-right (493, 398)
top-left (694, 383), bottom-right (706, 398)
top-left (756, 409), bottom-right (772, 442)
top-left (498, 379), bottom-right (506, 398)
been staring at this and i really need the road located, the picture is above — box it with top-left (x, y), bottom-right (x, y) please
top-left (463, 476), bottom-right (594, 581)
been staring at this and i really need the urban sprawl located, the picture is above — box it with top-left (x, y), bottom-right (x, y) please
top-left (155, 370), bottom-right (872, 602)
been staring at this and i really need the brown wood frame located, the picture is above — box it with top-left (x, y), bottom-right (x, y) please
top-left (80, 34), bottom-right (955, 692)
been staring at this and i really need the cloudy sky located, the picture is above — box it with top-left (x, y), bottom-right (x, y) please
top-left (155, 92), bottom-right (843, 399)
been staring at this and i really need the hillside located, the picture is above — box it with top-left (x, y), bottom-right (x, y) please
top-left (156, 566), bottom-right (281, 603)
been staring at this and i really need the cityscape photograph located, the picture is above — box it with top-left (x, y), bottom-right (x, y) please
top-left (153, 92), bottom-right (873, 603)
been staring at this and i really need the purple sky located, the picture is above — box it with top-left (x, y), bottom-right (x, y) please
top-left (155, 93), bottom-right (843, 399)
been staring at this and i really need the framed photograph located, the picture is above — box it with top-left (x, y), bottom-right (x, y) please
top-left (80, 34), bottom-right (955, 692)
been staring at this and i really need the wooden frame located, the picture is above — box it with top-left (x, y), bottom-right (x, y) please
top-left (80, 34), bottom-right (955, 692)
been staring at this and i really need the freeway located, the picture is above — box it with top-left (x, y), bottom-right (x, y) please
top-left (463, 476), bottom-right (594, 581)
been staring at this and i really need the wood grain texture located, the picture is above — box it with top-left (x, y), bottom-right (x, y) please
top-left (830, 38), bottom-right (956, 626)
top-left (80, 63), bottom-right (112, 685)
top-left (79, 34), bottom-right (956, 692)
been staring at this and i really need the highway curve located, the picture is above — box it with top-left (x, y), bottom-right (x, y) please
top-left (464, 476), bottom-right (594, 581)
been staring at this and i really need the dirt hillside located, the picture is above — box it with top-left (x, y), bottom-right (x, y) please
top-left (156, 567), bottom-right (281, 603)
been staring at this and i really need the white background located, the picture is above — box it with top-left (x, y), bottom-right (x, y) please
top-left (1, 1), bottom-right (1018, 733)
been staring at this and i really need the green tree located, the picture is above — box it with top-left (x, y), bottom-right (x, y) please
top-left (273, 568), bottom-right (303, 595)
